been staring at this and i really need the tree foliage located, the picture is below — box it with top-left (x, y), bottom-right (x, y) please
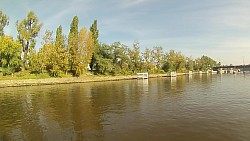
top-left (93, 43), bottom-right (114, 75)
top-left (29, 49), bottom-right (43, 74)
top-left (0, 11), bottom-right (9, 36)
top-left (16, 11), bottom-right (42, 70)
top-left (128, 41), bottom-right (141, 73)
top-left (162, 50), bottom-right (186, 72)
top-left (151, 47), bottom-right (164, 72)
top-left (75, 27), bottom-right (95, 75)
top-left (0, 11), bottom-right (220, 77)
top-left (90, 20), bottom-right (99, 71)
top-left (0, 36), bottom-right (22, 75)
top-left (142, 48), bottom-right (154, 72)
top-left (90, 20), bottom-right (99, 46)
top-left (68, 16), bottom-right (79, 76)
top-left (194, 55), bottom-right (218, 71)
top-left (55, 25), bottom-right (68, 75)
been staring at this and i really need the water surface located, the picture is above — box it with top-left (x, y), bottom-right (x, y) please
top-left (0, 74), bottom-right (250, 141)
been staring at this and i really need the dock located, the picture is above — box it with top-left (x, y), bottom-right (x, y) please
top-left (169, 71), bottom-right (177, 77)
top-left (137, 73), bottom-right (149, 79)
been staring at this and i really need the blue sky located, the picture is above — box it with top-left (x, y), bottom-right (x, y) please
top-left (1, 0), bottom-right (250, 65)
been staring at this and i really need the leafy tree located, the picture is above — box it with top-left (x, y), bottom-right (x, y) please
top-left (0, 36), bottom-right (22, 75)
top-left (186, 57), bottom-right (194, 71)
top-left (76, 27), bottom-right (95, 75)
top-left (38, 31), bottom-right (56, 75)
top-left (55, 25), bottom-right (68, 75)
top-left (128, 41), bottom-right (141, 73)
top-left (0, 11), bottom-right (9, 36)
top-left (29, 49), bottom-right (43, 74)
top-left (93, 43), bottom-right (114, 75)
top-left (194, 55), bottom-right (218, 71)
top-left (151, 46), bottom-right (164, 72)
top-left (163, 50), bottom-right (186, 72)
top-left (68, 16), bottom-right (79, 76)
top-left (89, 20), bottom-right (99, 71)
top-left (142, 48), bottom-right (154, 72)
top-left (176, 52), bottom-right (187, 72)
top-left (111, 42), bottom-right (130, 74)
top-left (45, 31), bottom-right (61, 76)
top-left (76, 27), bottom-right (87, 75)
top-left (90, 20), bottom-right (99, 46)
top-left (31, 30), bottom-right (61, 76)
top-left (16, 11), bottom-right (42, 70)
top-left (96, 57), bottom-right (113, 75)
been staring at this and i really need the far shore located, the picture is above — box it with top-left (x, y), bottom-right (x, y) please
top-left (0, 72), bottom-right (206, 88)
top-left (0, 73), bottom-right (170, 88)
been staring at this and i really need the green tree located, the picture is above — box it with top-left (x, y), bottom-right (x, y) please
top-left (89, 20), bottom-right (99, 71)
top-left (55, 25), bottom-right (68, 75)
top-left (128, 41), bottom-right (141, 73)
top-left (0, 36), bottom-right (22, 76)
top-left (194, 55), bottom-right (218, 71)
top-left (29, 49), bottom-right (43, 74)
top-left (142, 48), bottom-right (154, 72)
top-left (186, 57), bottom-right (194, 71)
top-left (111, 42), bottom-right (130, 74)
top-left (68, 16), bottom-right (79, 76)
top-left (45, 31), bottom-right (61, 76)
top-left (0, 11), bottom-right (9, 36)
top-left (38, 31), bottom-right (55, 75)
top-left (93, 43), bottom-right (114, 75)
top-left (90, 20), bottom-right (99, 46)
top-left (31, 30), bottom-right (60, 76)
top-left (16, 11), bottom-right (42, 70)
top-left (163, 50), bottom-right (186, 72)
top-left (152, 46), bottom-right (164, 72)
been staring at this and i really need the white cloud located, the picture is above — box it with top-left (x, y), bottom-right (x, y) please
top-left (2, 0), bottom-right (250, 65)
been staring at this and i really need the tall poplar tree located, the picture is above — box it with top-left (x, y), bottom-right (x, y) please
top-left (77, 27), bottom-right (95, 74)
top-left (89, 20), bottom-right (99, 71)
top-left (68, 16), bottom-right (79, 76)
top-left (16, 11), bottom-right (42, 70)
top-left (85, 31), bottom-right (95, 64)
top-left (90, 20), bottom-right (99, 45)
top-left (0, 11), bottom-right (9, 36)
top-left (55, 25), bottom-right (68, 75)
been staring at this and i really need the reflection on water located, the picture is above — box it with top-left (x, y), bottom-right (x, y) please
top-left (1, 74), bottom-right (250, 141)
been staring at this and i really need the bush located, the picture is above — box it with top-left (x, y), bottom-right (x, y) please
top-left (2, 67), bottom-right (13, 76)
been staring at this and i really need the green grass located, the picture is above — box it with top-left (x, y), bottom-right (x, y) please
top-left (0, 71), bottom-right (51, 80)
top-left (0, 71), bottom-right (97, 81)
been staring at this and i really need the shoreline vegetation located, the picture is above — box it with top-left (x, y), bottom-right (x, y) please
top-left (0, 11), bottom-right (219, 85)
top-left (0, 72), bottom-right (210, 88)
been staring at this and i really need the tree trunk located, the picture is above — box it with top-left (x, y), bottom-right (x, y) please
top-left (22, 41), bottom-right (29, 71)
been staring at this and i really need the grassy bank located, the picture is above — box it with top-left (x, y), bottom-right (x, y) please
top-left (0, 73), bottom-right (185, 88)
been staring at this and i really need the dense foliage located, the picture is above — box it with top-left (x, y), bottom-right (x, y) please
top-left (0, 10), bottom-right (219, 77)
top-left (0, 36), bottom-right (22, 75)
top-left (16, 11), bottom-right (42, 70)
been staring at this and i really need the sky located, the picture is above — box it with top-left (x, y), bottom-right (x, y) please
top-left (1, 0), bottom-right (250, 65)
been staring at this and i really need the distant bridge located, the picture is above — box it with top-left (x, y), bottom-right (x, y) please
top-left (213, 65), bottom-right (250, 72)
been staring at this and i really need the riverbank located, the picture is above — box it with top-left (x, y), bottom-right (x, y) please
top-left (0, 73), bottom-right (185, 88)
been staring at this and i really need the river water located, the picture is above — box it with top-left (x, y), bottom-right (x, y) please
top-left (0, 74), bottom-right (250, 141)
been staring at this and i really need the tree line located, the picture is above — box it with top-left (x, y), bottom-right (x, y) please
top-left (0, 10), bottom-right (219, 77)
